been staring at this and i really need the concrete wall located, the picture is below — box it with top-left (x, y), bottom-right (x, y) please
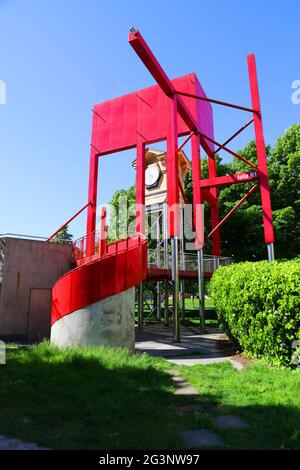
top-left (51, 287), bottom-right (135, 349)
top-left (0, 238), bottom-right (73, 340)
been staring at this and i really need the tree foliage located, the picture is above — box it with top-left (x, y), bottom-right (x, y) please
top-left (51, 225), bottom-right (73, 243)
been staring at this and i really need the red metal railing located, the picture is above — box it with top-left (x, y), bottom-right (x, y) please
top-left (46, 202), bottom-right (91, 242)
top-left (52, 232), bottom-right (148, 325)
top-left (73, 230), bottom-right (146, 267)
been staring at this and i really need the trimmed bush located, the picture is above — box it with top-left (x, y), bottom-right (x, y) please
top-left (210, 260), bottom-right (300, 367)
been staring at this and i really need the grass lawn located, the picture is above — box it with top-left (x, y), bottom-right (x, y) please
top-left (180, 362), bottom-right (300, 450)
top-left (135, 297), bottom-right (218, 327)
top-left (1, 343), bottom-right (299, 449)
top-left (184, 298), bottom-right (214, 311)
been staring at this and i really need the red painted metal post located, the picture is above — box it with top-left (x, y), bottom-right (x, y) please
top-left (99, 207), bottom-right (107, 257)
top-left (167, 95), bottom-right (180, 237)
top-left (86, 146), bottom-right (99, 237)
top-left (207, 149), bottom-right (221, 256)
top-left (247, 54), bottom-right (275, 254)
top-left (135, 138), bottom-right (145, 234)
top-left (191, 133), bottom-right (204, 249)
top-left (191, 133), bottom-right (205, 331)
top-left (86, 107), bottom-right (99, 261)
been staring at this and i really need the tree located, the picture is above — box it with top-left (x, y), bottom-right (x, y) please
top-left (108, 186), bottom-right (136, 241)
top-left (51, 225), bottom-right (73, 243)
top-left (268, 124), bottom-right (300, 257)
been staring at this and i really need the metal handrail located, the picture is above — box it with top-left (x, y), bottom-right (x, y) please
top-left (147, 248), bottom-right (232, 273)
top-left (0, 233), bottom-right (48, 241)
top-left (73, 230), bottom-right (145, 264)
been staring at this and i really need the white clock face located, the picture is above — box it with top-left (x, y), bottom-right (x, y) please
top-left (145, 164), bottom-right (160, 188)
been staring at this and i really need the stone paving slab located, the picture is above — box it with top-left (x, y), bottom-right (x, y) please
top-left (170, 372), bottom-right (198, 396)
top-left (168, 356), bottom-right (245, 370)
top-left (0, 435), bottom-right (48, 450)
top-left (174, 404), bottom-right (204, 416)
top-left (135, 325), bottom-right (235, 360)
top-left (181, 429), bottom-right (224, 448)
top-left (136, 324), bottom-right (244, 369)
top-left (213, 415), bottom-right (249, 429)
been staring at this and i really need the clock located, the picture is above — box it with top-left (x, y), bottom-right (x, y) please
top-left (145, 164), bottom-right (161, 188)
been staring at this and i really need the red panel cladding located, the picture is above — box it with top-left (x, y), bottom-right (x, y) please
top-left (91, 74), bottom-right (214, 156)
top-left (194, 76), bottom-right (214, 154)
top-left (51, 237), bottom-right (147, 325)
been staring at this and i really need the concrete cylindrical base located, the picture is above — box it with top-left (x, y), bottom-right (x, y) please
top-left (50, 287), bottom-right (135, 349)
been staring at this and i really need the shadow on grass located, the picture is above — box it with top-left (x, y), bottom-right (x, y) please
top-left (0, 343), bottom-right (188, 450)
top-left (0, 345), bottom-right (299, 450)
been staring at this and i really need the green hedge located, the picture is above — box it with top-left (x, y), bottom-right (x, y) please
top-left (210, 260), bottom-right (300, 367)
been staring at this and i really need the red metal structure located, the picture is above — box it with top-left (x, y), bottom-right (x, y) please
top-left (84, 30), bottom-right (274, 258)
top-left (50, 29), bottom-right (275, 342)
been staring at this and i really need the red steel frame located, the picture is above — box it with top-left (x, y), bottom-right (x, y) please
top-left (84, 29), bottom-right (274, 257)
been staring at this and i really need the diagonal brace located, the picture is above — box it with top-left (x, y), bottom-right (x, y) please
top-left (206, 183), bottom-right (259, 240)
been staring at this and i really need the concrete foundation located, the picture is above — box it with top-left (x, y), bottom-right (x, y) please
top-left (51, 287), bottom-right (135, 349)
top-left (0, 237), bottom-right (73, 341)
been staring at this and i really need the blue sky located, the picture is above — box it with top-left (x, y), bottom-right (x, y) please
top-left (0, 0), bottom-right (299, 239)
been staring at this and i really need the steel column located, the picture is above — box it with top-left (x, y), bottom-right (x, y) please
top-left (180, 207), bottom-right (185, 321)
top-left (197, 249), bottom-right (205, 332)
top-left (180, 282), bottom-right (186, 321)
top-left (138, 282), bottom-right (144, 331)
top-left (99, 207), bottom-right (107, 257)
top-left (164, 281), bottom-right (169, 326)
top-left (86, 153), bottom-right (98, 254)
top-left (167, 96), bottom-right (180, 237)
top-left (247, 54), bottom-right (275, 257)
top-left (156, 213), bottom-right (161, 319)
top-left (86, 110), bottom-right (99, 238)
top-left (135, 139), bottom-right (145, 234)
top-left (207, 146), bottom-right (221, 256)
top-left (267, 243), bottom-right (275, 262)
top-left (171, 236), bottom-right (180, 342)
top-left (191, 133), bottom-right (203, 250)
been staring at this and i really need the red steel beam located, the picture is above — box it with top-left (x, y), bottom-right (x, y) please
top-left (128, 30), bottom-right (212, 157)
top-left (191, 133), bottom-right (203, 249)
top-left (178, 132), bottom-right (194, 152)
top-left (175, 90), bottom-right (257, 114)
top-left (200, 132), bottom-right (258, 169)
top-left (212, 118), bottom-right (254, 156)
top-left (135, 138), bottom-right (145, 234)
top-left (46, 202), bottom-right (91, 242)
top-left (206, 183), bottom-right (259, 240)
top-left (167, 95), bottom-right (180, 236)
top-left (199, 171), bottom-right (259, 189)
top-left (248, 54), bottom-right (275, 244)
top-left (202, 188), bottom-right (217, 206)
